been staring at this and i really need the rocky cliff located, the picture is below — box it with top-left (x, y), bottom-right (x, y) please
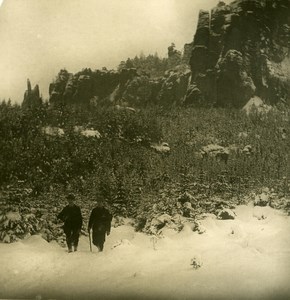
top-left (43, 0), bottom-right (290, 109)
top-left (189, 0), bottom-right (290, 107)
top-left (22, 79), bottom-right (42, 109)
top-left (48, 65), bottom-right (192, 108)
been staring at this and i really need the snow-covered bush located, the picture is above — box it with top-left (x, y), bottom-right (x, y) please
top-left (190, 256), bottom-right (203, 269)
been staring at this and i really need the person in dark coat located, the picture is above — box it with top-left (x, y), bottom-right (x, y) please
top-left (88, 201), bottom-right (112, 252)
top-left (57, 193), bottom-right (83, 253)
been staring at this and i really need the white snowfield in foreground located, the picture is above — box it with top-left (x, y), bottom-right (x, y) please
top-left (0, 204), bottom-right (290, 300)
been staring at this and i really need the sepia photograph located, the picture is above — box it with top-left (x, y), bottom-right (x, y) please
top-left (0, 0), bottom-right (290, 299)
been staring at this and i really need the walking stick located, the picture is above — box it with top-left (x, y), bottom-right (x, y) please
top-left (88, 229), bottom-right (92, 252)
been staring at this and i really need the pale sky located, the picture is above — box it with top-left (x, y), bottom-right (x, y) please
top-left (0, 0), bottom-right (230, 103)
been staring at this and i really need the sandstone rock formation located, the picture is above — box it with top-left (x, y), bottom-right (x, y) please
top-left (48, 66), bottom-right (191, 108)
top-left (188, 0), bottom-right (290, 107)
top-left (46, 0), bottom-right (290, 109)
top-left (22, 79), bottom-right (42, 109)
top-left (49, 68), bottom-right (120, 107)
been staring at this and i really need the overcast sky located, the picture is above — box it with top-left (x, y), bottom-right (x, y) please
top-left (0, 0), bottom-right (230, 103)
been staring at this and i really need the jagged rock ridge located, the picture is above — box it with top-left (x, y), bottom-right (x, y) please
top-left (48, 65), bottom-right (192, 108)
top-left (24, 0), bottom-right (290, 109)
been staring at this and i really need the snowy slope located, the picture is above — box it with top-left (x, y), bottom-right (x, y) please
top-left (1, 203), bottom-right (290, 300)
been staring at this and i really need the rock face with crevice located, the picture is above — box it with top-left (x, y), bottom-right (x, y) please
top-left (188, 0), bottom-right (290, 107)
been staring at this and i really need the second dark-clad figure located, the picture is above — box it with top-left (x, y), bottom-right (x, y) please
top-left (88, 201), bottom-right (112, 252)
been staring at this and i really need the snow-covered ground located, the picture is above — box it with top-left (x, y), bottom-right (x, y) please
top-left (1, 203), bottom-right (290, 300)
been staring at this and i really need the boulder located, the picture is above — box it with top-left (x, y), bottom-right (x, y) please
top-left (201, 144), bottom-right (229, 163)
top-left (183, 84), bottom-right (203, 106)
top-left (150, 142), bottom-right (170, 154)
top-left (243, 96), bottom-right (272, 115)
top-left (254, 192), bottom-right (270, 206)
top-left (217, 208), bottom-right (236, 220)
top-left (74, 127), bottom-right (102, 138)
top-left (242, 144), bottom-right (253, 155)
top-left (81, 129), bottom-right (101, 138)
top-left (115, 105), bottom-right (136, 113)
top-left (42, 126), bottom-right (65, 137)
top-left (146, 213), bottom-right (185, 234)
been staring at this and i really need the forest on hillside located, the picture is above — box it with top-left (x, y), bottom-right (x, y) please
top-left (1, 99), bottom-right (290, 244)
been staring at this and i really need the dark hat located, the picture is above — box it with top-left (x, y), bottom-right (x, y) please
top-left (66, 193), bottom-right (75, 201)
